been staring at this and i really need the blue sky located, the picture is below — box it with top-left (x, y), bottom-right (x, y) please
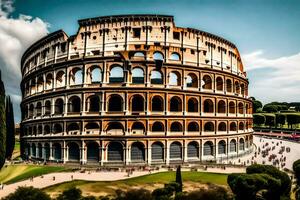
top-left (1, 0), bottom-right (300, 122)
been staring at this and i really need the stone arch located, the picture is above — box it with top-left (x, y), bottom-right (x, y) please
top-left (90, 65), bottom-right (102, 83)
top-left (153, 51), bottom-right (164, 60)
top-left (44, 143), bottom-right (50, 160)
top-left (229, 101), bottom-right (236, 114)
top-left (106, 122), bottom-right (124, 134)
top-left (239, 122), bottom-right (244, 130)
top-left (204, 122), bottom-right (214, 132)
top-left (109, 64), bottom-right (124, 83)
top-left (108, 94), bottom-right (123, 111)
top-left (226, 79), bottom-right (232, 92)
top-left (54, 98), bottom-right (64, 114)
top-left (131, 142), bottom-right (145, 161)
top-left (44, 100), bottom-right (51, 115)
top-left (68, 96), bottom-right (81, 113)
top-left (204, 99), bottom-right (214, 113)
top-left (107, 141), bottom-right (124, 161)
top-left (67, 123), bottom-right (80, 134)
top-left (170, 122), bottom-right (183, 132)
top-left (131, 122), bottom-right (145, 134)
top-left (151, 95), bottom-right (164, 112)
top-left (53, 123), bottom-right (63, 134)
top-left (202, 75), bottom-right (212, 89)
top-left (239, 138), bottom-right (245, 151)
top-left (53, 143), bottom-right (61, 160)
top-left (230, 122), bottom-right (237, 131)
top-left (238, 102), bottom-right (244, 114)
top-left (170, 141), bottom-right (182, 159)
top-left (218, 122), bottom-right (227, 132)
top-left (152, 121), bottom-right (165, 132)
top-left (68, 142), bottom-right (80, 161)
top-left (38, 143), bottom-right (43, 158)
top-left (56, 71), bottom-right (65, 88)
top-left (87, 95), bottom-right (100, 112)
top-left (188, 98), bottom-right (198, 112)
top-left (36, 102), bottom-right (42, 116)
top-left (170, 52), bottom-right (181, 61)
top-left (87, 142), bottom-right (99, 162)
top-left (218, 140), bottom-right (226, 155)
top-left (70, 67), bottom-right (83, 85)
top-left (169, 71), bottom-right (181, 86)
top-left (203, 141), bottom-right (213, 156)
top-left (132, 67), bottom-right (144, 84)
top-left (217, 100), bottom-right (226, 113)
top-left (216, 77), bottom-right (223, 91)
top-left (187, 122), bottom-right (199, 132)
top-left (187, 141), bottom-right (199, 158)
top-left (151, 142), bottom-right (164, 161)
top-left (150, 70), bottom-right (163, 84)
top-left (230, 139), bottom-right (237, 152)
top-left (186, 73), bottom-right (198, 88)
top-left (131, 94), bottom-right (145, 112)
top-left (46, 73), bottom-right (53, 90)
top-left (170, 96), bottom-right (182, 112)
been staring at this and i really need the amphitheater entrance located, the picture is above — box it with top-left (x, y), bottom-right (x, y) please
top-left (151, 142), bottom-right (164, 161)
top-left (187, 141), bottom-right (199, 159)
top-left (170, 142), bottom-right (182, 160)
top-left (68, 142), bottom-right (80, 162)
top-left (38, 143), bottom-right (43, 159)
top-left (44, 143), bottom-right (50, 160)
top-left (107, 142), bottom-right (123, 162)
top-left (53, 143), bottom-right (61, 160)
top-left (87, 142), bottom-right (99, 162)
top-left (130, 142), bottom-right (145, 162)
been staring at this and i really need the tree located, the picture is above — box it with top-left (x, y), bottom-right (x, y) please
top-left (263, 104), bottom-right (278, 113)
top-left (176, 165), bottom-right (182, 192)
top-left (3, 186), bottom-right (51, 200)
top-left (5, 96), bottom-right (15, 160)
top-left (265, 115), bottom-right (276, 128)
top-left (246, 164), bottom-right (291, 198)
top-left (253, 100), bottom-right (263, 113)
top-left (286, 114), bottom-right (300, 129)
top-left (56, 187), bottom-right (82, 200)
top-left (276, 114), bottom-right (286, 128)
top-left (253, 114), bottom-right (266, 126)
top-left (0, 70), bottom-right (6, 169)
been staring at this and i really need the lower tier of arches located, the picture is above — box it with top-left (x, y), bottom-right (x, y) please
top-left (23, 134), bottom-right (253, 165)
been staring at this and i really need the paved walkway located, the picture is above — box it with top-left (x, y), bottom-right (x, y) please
top-left (0, 166), bottom-right (246, 198)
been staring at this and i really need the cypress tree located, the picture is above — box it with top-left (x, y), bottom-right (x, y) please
top-left (0, 70), bottom-right (6, 168)
top-left (175, 165), bottom-right (183, 192)
top-left (5, 96), bottom-right (15, 160)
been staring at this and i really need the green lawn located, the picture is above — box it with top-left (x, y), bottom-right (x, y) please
top-left (0, 165), bottom-right (68, 184)
top-left (12, 140), bottom-right (20, 159)
top-left (44, 171), bottom-right (228, 197)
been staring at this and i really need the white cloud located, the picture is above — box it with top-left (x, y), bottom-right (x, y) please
top-left (242, 50), bottom-right (300, 104)
top-left (0, 0), bottom-right (49, 122)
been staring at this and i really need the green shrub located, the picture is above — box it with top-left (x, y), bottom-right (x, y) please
top-left (3, 186), bottom-right (51, 200)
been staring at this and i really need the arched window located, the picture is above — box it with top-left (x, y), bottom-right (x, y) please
top-left (44, 125), bottom-right (50, 135)
top-left (56, 71), bottom-right (65, 88)
top-left (67, 123), bottom-right (80, 134)
top-left (151, 96), bottom-right (164, 112)
top-left (188, 122), bottom-right (199, 132)
top-left (132, 122), bottom-right (145, 134)
top-left (53, 124), bottom-right (63, 134)
top-left (151, 142), bottom-right (164, 160)
top-left (132, 68), bottom-right (144, 84)
top-left (133, 52), bottom-right (145, 57)
top-left (53, 143), bottom-right (61, 160)
top-left (38, 143), bottom-right (43, 158)
top-left (218, 140), bottom-right (226, 154)
top-left (150, 70), bottom-right (163, 84)
top-left (153, 52), bottom-right (164, 60)
top-left (54, 98), bottom-right (64, 114)
top-left (218, 122), bottom-right (226, 132)
top-left (106, 122), bottom-right (124, 134)
top-left (152, 122), bottom-right (164, 132)
top-left (44, 143), bottom-right (50, 160)
top-left (109, 65), bottom-right (124, 83)
top-left (32, 143), bottom-right (36, 157)
top-left (170, 122), bottom-right (182, 132)
top-left (108, 142), bottom-right (123, 161)
top-left (239, 138), bottom-right (245, 151)
top-left (229, 102), bottom-right (235, 114)
top-left (85, 123), bottom-right (99, 134)
top-left (239, 122), bottom-right (244, 131)
top-left (131, 95), bottom-right (144, 112)
top-left (216, 77), bottom-right (223, 91)
top-left (187, 141), bottom-right (199, 158)
top-left (169, 71), bottom-right (181, 86)
top-left (170, 142), bottom-right (182, 159)
top-left (170, 96), bottom-right (182, 112)
top-left (238, 103), bottom-right (244, 114)
top-left (91, 67), bottom-right (102, 83)
top-left (204, 99), bottom-right (214, 113)
top-left (68, 142), bottom-right (80, 161)
top-left (131, 142), bottom-right (145, 161)
top-left (88, 95), bottom-right (100, 112)
top-left (28, 104), bottom-right (34, 118)
top-left (30, 79), bottom-right (36, 94)
top-left (44, 101), bottom-right (51, 115)
top-left (235, 81), bottom-right (240, 94)
top-left (186, 73), bottom-right (198, 88)
top-left (170, 52), bottom-right (180, 61)
top-left (87, 142), bottom-right (99, 162)
top-left (68, 96), bottom-right (81, 113)
top-left (217, 100), bottom-right (226, 113)
top-left (188, 98), bottom-right (198, 112)
top-left (230, 122), bottom-right (237, 131)
top-left (46, 74), bottom-right (53, 90)
top-left (203, 141), bottom-right (213, 156)
top-left (241, 84), bottom-right (245, 95)
top-left (36, 102), bottom-right (42, 116)
top-left (71, 68), bottom-right (83, 85)
top-left (108, 95), bottom-right (123, 112)
top-left (229, 139), bottom-right (236, 152)
top-left (37, 76), bottom-right (43, 92)
top-left (204, 122), bottom-right (214, 132)
top-left (226, 79), bottom-right (232, 92)
top-left (202, 75), bottom-right (212, 89)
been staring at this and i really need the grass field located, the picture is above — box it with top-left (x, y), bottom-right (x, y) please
top-left (12, 140), bottom-right (20, 159)
top-left (44, 171), bottom-right (228, 197)
top-left (0, 165), bottom-right (67, 184)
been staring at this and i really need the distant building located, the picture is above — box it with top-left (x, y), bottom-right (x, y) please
top-left (20, 15), bottom-right (253, 165)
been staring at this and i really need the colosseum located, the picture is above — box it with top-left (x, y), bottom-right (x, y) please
top-left (20, 14), bottom-right (253, 166)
